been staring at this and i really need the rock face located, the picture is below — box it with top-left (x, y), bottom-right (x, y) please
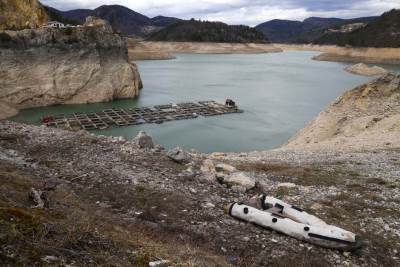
top-left (0, 17), bottom-right (142, 119)
top-left (167, 147), bottom-right (190, 163)
top-left (345, 63), bottom-right (388, 76)
top-left (215, 163), bottom-right (237, 173)
top-left (284, 73), bottom-right (400, 151)
top-left (0, 101), bottom-right (18, 120)
top-left (0, 0), bottom-right (48, 30)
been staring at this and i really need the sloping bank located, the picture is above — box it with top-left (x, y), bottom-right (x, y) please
top-left (283, 73), bottom-right (400, 151)
top-left (276, 44), bottom-right (400, 65)
top-left (0, 17), bottom-right (143, 120)
top-left (127, 40), bottom-right (282, 60)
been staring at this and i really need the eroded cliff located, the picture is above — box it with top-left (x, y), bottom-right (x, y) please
top-left (0, 17), bottom-right (142, 119)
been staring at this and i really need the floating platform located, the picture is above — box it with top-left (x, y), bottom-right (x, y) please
top-left (42, 101), bottom-right (243, 131)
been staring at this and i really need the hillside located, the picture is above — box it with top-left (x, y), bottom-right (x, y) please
top-left (255, 16), bottom-right (375, 43)
top-left (0, 0), bottom-right (48, 30)
top-left (53, 5), bottom-right (180, 37)
top-left (315, 9), bottom-right (400, 47)
top-left (48, 8), bottom-right (92, 24)
top-left (151, 16), bottom-right (181, 27)
top-left (148, 19), bottom-right (267, 43)
top-left (52, 5), bottom-right (154, 36)
top-left (284, 73), bottom-right (400, 150)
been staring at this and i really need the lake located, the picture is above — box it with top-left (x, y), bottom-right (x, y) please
top-left (12, 51), bottom-right (400, 153)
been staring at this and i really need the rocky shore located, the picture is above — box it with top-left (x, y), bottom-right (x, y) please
top-left (284, 73), bottom-right (400, 151)
top-left (128, 41), bottom-right (400, 65)
top-left (276, 44), bottom-right (400, 65)
top-left (1, 119), bottom-right (399, 266)
top-left (1, 74), bottom-right (400, 266)
top-left (127, 40), bottom-right (282, 60)
top-left (0, 17), bottom-right (143, 120)
top-left (344, 63), bottom-right (388, 77)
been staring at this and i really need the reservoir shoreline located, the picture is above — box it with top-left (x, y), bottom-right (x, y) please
top-left (128, 40), bottom-right (400, 65)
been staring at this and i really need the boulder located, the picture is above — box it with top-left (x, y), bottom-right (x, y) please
top-left (310, 203), bottom-right (323, 210)
top-left (215, 163), bottom-right (237, 173)
top-left (134, 131), bottom-right (154, 149)
top-left (167, 147), bottom-right (190, 163)
top-left (84, 16), bottom-right (113, 32)
top-left (277, 182), bottom-right (296, 189)
top-left (231, 185), bottom-right (247, 193)
top-left (200, 159), bottom-right (215, 174)
top-left (199, 173), bottom-right (216, 183)
top-left (149, 260), bottom-right (170, 267)
top-left (209, 152), bottom-right (226, 158)
top-left (344, 63), bottom-right (388, 77)
top-left (222, 172), bottom-right (255, 190)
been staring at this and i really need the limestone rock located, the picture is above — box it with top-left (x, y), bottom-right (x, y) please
top-left (134, 131), bottom-right (154, 149)
top-left (209, 152), bottom-right (226, 158)
top-left (199, 173), bottom-right (216, 183)
top-left (0, 0), bottom-right (48, 30)
top-left (277, 182), bottom-right (296, 189)
top-left (215, 163), bottom-right (237, 173)
top-left (29, 188), bottom-right (44, 208)
top-left (84, 16), bottom-right (112, 32)
top-left (41, 256), bottom-right (59, 263)
top-left (167, 147), bottom-right (190, 163)
top-left (200, 159), bottom-right (215, 174)
top-left (0, 101), bottom-right (18, 120)
top-left (345, 63), bottom-right (388, 77)
top-left (231, 185), bottom-right (247, 193)
top-left (0, 25), bottom-right (143, 119)
top-left (149, 260), bottom-right (170, 267)
top-left (203, 202), bottom-right (215, 208)
top-left (284, 73), bottom-right (400, 151)
top-left (310, 203), bottom-right (323, 210)
top-left (223, 172), bottom-right (255, 190)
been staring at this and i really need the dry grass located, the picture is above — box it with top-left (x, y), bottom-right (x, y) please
top-left (236, 162), bottom-right (361, 186)
top-left (0, 164), bottom-right (228, 266)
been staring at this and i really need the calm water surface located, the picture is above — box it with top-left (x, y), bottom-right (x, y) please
top-left (12, 52), bottom-right (400, 153)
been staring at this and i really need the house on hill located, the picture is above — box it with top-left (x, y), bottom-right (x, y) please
top-left (42, 21), bottom-right (65, 28)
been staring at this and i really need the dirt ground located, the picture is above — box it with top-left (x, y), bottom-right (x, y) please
top-left (0, 121), bottom-right (399, 266)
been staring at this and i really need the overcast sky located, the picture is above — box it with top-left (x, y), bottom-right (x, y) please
top-left (41, 0), bottom-right (400, 26)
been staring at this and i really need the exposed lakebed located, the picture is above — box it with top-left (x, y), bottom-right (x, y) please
top-left (12, 51), bottom-right (400, 152)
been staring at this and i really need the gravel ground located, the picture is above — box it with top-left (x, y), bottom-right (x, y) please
top-left (0, 121), bottom-right (399, 266)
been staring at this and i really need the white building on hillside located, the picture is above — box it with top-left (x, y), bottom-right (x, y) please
top-left (42, 21), bottom-right (66, 29)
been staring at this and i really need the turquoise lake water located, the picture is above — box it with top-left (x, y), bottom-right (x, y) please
top-left (12, 51), bottom-right (400, 153)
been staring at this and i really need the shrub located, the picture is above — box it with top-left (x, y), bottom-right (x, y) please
top-left (64, 27), bottom-right (73, 35)
top-left (0, 32), bottom-right (13, 48)
top-left (0, 31), bottom-right (11, 42)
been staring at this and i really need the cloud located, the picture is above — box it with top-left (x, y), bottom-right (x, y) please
top-left (40, 0), bottom-right (400, 25)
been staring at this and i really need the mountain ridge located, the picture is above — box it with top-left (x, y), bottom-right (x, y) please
top-left (255, 16), bottom-right (376, 43)
top-left (315, 9), bottom-right (400, 47)
top-left (51, 5), bottom-right (181, 36)
top-left (147, 19), bottom-right (267, 43)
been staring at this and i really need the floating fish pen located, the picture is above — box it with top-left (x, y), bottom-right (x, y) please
top-left (41, 100), bottom-right (243, 131)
